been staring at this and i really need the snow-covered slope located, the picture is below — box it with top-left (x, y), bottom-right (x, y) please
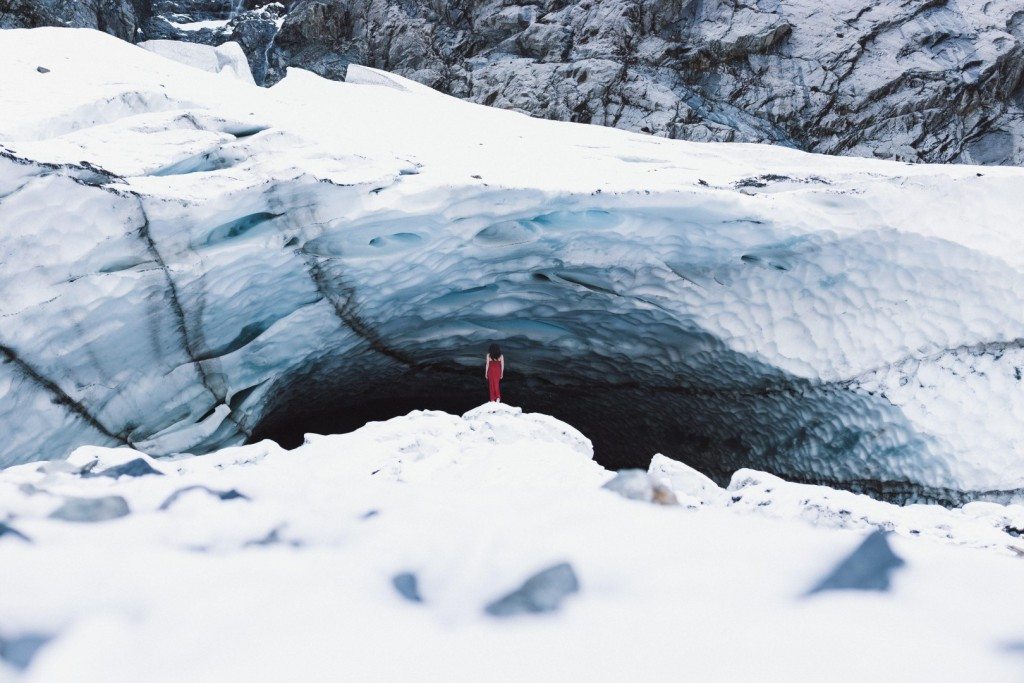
top-left (25, 0), bottom-right (1021, 165)
top-left (2, 28), bottom-right (1024, 502)
top-left (2, 405), bottom-right (1023, 679)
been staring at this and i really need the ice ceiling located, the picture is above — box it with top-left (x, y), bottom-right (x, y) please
top-left (3, 30), bottom-right (1024, 505)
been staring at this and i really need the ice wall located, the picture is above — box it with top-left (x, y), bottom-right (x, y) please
top-left (2, 29), bottom-right (1024, 503)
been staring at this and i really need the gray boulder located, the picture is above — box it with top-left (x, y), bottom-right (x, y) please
top-left (485, 562), bottom-right (580, 617)
top-left (602, 469), bottom-right (678, 505)
top-left (807, 530), bottom-right (907, 595)
top-left (88, 458), bottom-right (163, 479)
top-left (392, 572), bottom-right (423, 603)
top-left (158, 486), bottom-right (248, 510)
top-left (0, 522), bottom-right (30, 542)
top-left (49, 496), bottom-right (130, 522)
top-left (0, 633), bottom-right (50, 670)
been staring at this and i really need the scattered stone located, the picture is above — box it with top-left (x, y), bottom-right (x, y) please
top-left (36, 460), bottom-right (91, 475)
top-left (0, 522), bottom-right (30, 542)
top-left (648, 454), bottom-right (723, 505)
top-left (36, 66), bottom-right (49, 73)
top-left (602, 469), bottom-right (678, 505)
top-left (485, 562), bottom-right (580, 617)
top-left (244, 527), bottom-right (301, 548)
top-left (49, 496), bottom-right (130, 523)
top-left (88, 458), bottom-right (163, 479)
top-left (807, 531), bottom-right (905, 595)
top-left (0, 633), bottom-right (50, 670)
top-left (158, 486), bottom-right (248, 510)
top-left (392, 573), bottom-right (422, 603)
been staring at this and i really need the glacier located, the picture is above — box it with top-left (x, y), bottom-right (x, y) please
top-left (3, 28), bottom-right (1024, 504)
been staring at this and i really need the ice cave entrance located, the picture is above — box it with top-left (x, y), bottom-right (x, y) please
top-left (248, 336), bottom-right (966, 506)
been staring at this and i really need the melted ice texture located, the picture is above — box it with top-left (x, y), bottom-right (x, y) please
top-left (1, 405), bottom-right (1023, 679)
top-left (2, 29), bottom-right (1024, 497)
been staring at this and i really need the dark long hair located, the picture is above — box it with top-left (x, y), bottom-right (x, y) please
top-left (488, 343), bottom-right (501, 361)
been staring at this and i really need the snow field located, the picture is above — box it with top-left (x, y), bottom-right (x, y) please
top-left (1, 405), bottom-right (1024, 680)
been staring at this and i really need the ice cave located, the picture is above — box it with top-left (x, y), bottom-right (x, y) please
top-left (2, 29), bottom-right (1024, 506)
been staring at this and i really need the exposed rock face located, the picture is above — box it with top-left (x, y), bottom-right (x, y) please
top-left (0, 0), bottom-right (150, 41)
top-left (266, 0), bottom-right (1024, 165)
top-left (6, 0), bottom-right (1024, 164)
top-left (141, 2), bottom-right (283, 84)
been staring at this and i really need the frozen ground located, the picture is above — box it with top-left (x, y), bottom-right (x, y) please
top-left (2, 404), bottom-right (1024, 681)
top-left (2, 28), bottom-right (1024, 500)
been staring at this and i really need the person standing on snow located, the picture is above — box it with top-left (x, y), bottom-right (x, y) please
top-left (485, 343), bottom-right (504, 402)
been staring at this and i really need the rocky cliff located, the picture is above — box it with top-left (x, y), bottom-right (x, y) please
top-left (4, 0), bottom-right (1022, 165)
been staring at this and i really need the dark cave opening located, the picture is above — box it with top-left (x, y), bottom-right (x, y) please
top-left (245, 346), bottom-right (991, 506)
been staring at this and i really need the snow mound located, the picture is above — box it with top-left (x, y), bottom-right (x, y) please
top-left (138, 39), bottom-right (256, 85)
top-left (1, 407), bottom-right (1024, 679)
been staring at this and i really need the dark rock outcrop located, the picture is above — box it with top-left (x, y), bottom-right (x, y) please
top-left (1, 0), bottom-right (150, 42)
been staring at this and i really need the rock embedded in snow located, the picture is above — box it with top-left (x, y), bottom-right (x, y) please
top-left (392, 573), bottom-right (423, 603)
top-left (49, 496), bottom-right (130, 523)
top-left (484, 562), bottom-right (581, 617)
top-left (158, 485), bottom-right (248, 510)
top-left (88, 458), bottom-right (164, 479)
top-left (807, 531), bottom-right (906, 595)
top-left (0, 522), bottom-right (31, 542)
top-left (602, 469), bottom-right (678, 506)
top-left (0, 633), bottom-right (50, 671)
top-left (648, 454), bottom-right (724, 506)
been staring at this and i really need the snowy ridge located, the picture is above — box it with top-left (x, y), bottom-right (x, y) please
top-left (2, 29), bottom-right (1024, 500)
top-left (1, 405), bottom-right (1024, 679)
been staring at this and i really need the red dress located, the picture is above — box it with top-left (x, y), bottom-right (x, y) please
top-left (487, 357), bottom-right (502, 402)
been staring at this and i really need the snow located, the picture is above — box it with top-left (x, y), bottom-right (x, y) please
top-left (171, 19), bottom-right (230, 33)
top-left (1, 404), bottom-right (1023, 680)
top-left (138, 40), bottom-right (256, 86)
top-left (1, 27), bottom-right (1024, 499)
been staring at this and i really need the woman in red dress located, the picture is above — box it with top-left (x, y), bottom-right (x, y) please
top-left (485, 343), bottom-right (504, 402)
